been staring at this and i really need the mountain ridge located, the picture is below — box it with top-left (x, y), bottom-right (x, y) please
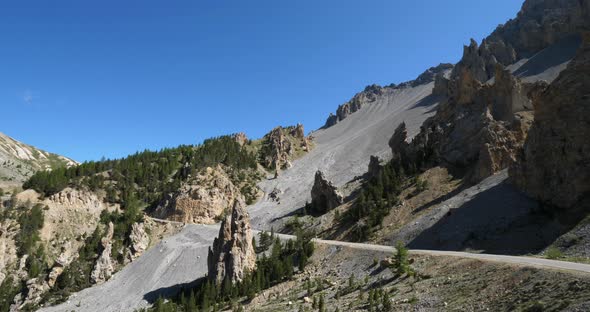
top-left (0, 132), bottom-right (77, 185)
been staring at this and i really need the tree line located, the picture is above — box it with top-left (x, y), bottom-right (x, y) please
top-left (341, 156), bottom-right (423, 241)
top-left (23, 135), bottom-right (259, 209)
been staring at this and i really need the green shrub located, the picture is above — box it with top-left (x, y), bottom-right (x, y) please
top-left (546, 246), bottom-right (563, 260)
top-left (391, 242), bottom-right (414, 276)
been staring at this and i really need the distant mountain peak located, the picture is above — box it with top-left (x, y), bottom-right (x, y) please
top-left (0, 132), bottom-right (77, 183)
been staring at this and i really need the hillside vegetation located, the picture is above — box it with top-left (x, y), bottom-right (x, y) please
top-left (23, 136), bottom-right (259, 209)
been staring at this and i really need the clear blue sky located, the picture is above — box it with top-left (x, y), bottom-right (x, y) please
top-left (0, 0), bottom-right (523, 162)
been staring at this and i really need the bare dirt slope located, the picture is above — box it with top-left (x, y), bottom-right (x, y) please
top-left (39, 224), bottom-right (219, 312)
top-left (249, 82), bottom-right (442, 230)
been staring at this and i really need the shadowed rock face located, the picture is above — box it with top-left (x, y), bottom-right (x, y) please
top-left (310, 171), bottom-right (343, 214)
top-left (452, 0), bottom-right (590, 84)
top-left (396, 0), bottom-right (589, 184)
top-left (490, 0), bottom-right (590, 58)
top-left (511, 32), bottom-right (590, 213)
top-left (207, 199), bottom-right (256, 284)
top-left (392, 65), bottom-right (534, 182)
top-left (367, 155), bottom-right (382, 179)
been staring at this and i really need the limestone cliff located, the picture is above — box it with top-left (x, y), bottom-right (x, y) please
top-left (392, 64), bottom-right (534, 182)
top-left (153, 165), bottom-right (242, 224)
top-left (90, 222), bottom-right (115, 284)
top-left (452, 0), bottom-right (590, 83)
top-left (510, 32), bottom-right (590, 213)
top-left (260, 124), bottom-right (311, 172)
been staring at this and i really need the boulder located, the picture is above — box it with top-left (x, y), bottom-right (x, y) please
top-left (207, 199), bottom-right (256, 284)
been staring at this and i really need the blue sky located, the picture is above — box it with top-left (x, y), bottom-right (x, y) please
top-left (0, 1), bottom-right (523, 162)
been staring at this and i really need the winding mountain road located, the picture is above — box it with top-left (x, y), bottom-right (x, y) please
top-left (272, 233), bottom-right (590, 274)
top-left (41, 221), bottom-right (590, 312)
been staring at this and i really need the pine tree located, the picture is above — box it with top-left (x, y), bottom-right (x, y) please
top-left (318, 294), bottom-right (325, 312)
top-left (188, 290), bottom-right (197, 312)
top-left (382, 291), bottom-right (392, 311)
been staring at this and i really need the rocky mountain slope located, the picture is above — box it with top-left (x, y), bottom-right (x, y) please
top-left (152, 165), bottom-right (245, 224)
top-left (3, 0), bottom-right (590, 311)
top-left (0, 132), bottom-right (76, 184)
top-left (511, 32), bottom-right (590, 216)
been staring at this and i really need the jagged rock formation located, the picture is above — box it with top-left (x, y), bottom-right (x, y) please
top-left (488, 0), bottom-right (590, 59)
top-left (510, 32), bottom-right (590, 213)
top-left (389, 122), bottom-right (409, 163)
top-left (232, 132), bottom-right (248, 146)
top-left (207, 199), bottom-right (256, 284)
top-left (47, 242), bottom-right (77, 287)
top-left (91, 222), bottom-right (115, 284)
top-left (451, 38), bottom-right (507, 83)
top-left (0, 219), bottom-right (18, 286)
top-left (262, 127), bottom-right (292, 171)
top-left (451, 0), bottom-right (589, 84)
top-left (0, 132), bottom-right (77, 183)
top-left (386, 0), bottom-right (590, 182)
top-left (310, 171), bottom-right (343, 214)
top-left (392, 64), bottom-right (535, 182)
top-left (260, 124), bottom-right (311, 172)
top-left (14, 277), bottom-right (50, 310)
top-left (0, 187), bottom-right (120, 307)
top-left (411, 63), bottom-right (454, 87)
top-left (324, 65), bottom-right (454, 129)
top-left (35, 188), bottom-right (120, 261)
top-left (153, 165), bottom-right (241, 224)
top-left (127, 222), bottom-right (150, 261)
top-left (324, 85), bottom-right (383, 127)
